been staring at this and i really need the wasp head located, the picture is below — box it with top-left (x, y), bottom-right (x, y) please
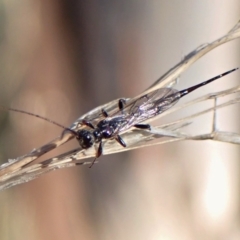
top-left (76, 129), bottom-right (94, 149)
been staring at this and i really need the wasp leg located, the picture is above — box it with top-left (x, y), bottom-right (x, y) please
top-left (82, 119), bottom-right (95, 129)
top-left (118, 98), bottom-right (126, 111)
top-left (134, 124), bottom-right (151, 130)
top-left (115, 135), bottom-right (127, 147)
top-left (89, 141), bottom-right (103, 168)
top-left (101, 108), bottom-right (108, 117)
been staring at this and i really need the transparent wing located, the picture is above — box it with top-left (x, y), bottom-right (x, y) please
top-left (109, 88), bottom-right (181, 133)
top-left (70, 88), bottom-right (181, 134)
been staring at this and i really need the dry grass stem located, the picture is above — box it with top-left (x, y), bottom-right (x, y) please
top-left (0, 19), bottom-right (240, 190)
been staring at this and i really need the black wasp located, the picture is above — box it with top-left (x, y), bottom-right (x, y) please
top-left (76, 68), bottom-right (238, 167)
top-left (3, 68), bottom-right (238, 167)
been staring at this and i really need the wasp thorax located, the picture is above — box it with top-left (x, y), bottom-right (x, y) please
top-left (101, 127), bottom-right (114, 138)
top-left (95, 120), bottom-right (115, 139)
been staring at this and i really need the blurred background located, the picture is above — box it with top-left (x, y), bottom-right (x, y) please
top-left (0, 0), bottom-right (240, 239)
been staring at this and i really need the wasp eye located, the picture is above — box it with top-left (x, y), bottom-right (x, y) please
top-left (76, 130), bottom-right (94, 149)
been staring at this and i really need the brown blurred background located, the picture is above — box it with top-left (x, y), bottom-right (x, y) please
top-left (0, 0), bottom-right (240, 240)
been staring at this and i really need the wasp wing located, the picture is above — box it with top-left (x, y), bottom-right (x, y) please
top-left (70, 88), bottom-right (180, 134)
top-left (108, 88), bottom-right (181, 133)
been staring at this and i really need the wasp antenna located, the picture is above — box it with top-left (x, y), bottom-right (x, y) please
top-left (0, 106), bottom-right (77, 135)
